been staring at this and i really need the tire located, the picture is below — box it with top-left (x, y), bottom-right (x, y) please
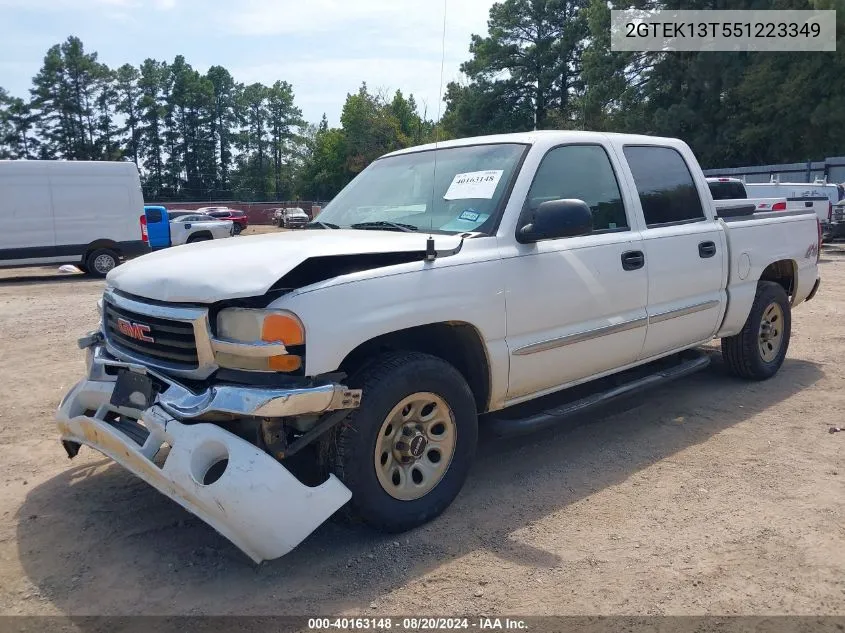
top-left (721, 281), bottom-right (791, 380)
top-left (85, 249), bottom-right (119, 278)
top-left (323, 351), bottom-right (478, 533)
top-left (232, 224), bottom-right (243, 235)
top-left (187, 234), bottom-right (211, 244)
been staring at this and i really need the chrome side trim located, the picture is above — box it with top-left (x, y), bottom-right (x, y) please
top-left (84, 343), bottom-right (361, 419)
top-left (649, 299), bottom-right (720, 325)
top-left (211, 338), bottom-right (288, 358)
top-left (512, 316), bottom-right (647, 356)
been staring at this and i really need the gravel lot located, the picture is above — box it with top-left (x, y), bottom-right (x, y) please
top-left (0, 238), bottom-right (843, 617)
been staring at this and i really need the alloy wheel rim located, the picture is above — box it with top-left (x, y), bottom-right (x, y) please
top-left (93, 254), bottom-right (115, 274)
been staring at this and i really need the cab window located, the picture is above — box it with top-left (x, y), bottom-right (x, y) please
top-left (525, 144), bottom-right (628, 234)
top-left (624, 146), bottom-right (705, 227)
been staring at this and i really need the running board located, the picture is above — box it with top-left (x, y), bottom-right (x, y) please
top-left (487, 353), bottom-right (711, 438)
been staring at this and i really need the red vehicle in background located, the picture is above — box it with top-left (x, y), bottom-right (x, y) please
top-left (198, 207), bottom-right (249, 235)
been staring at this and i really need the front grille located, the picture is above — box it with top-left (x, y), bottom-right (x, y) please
top-left (104, 300), bottom-right (199, 369)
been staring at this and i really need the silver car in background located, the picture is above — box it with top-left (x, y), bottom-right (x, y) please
top-left (169, 213), bottom-right (234, 245)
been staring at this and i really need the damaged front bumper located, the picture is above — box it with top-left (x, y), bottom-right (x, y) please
top-left (55, 342), bottom-right (359, 563)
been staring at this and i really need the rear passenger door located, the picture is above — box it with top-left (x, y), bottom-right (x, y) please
top-left (620, 145), bottom-right (726, 359)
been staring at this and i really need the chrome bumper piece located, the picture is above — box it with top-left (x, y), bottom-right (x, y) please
top-left (55, 343), bottom-right (359, 562)
top-left (84, 343), bottom-right (361, 419)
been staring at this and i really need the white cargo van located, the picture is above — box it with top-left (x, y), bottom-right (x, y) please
top-left (0, 160), bottom-right (150, 277)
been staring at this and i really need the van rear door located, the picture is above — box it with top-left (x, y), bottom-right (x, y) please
top-left (144, 206), bottom-right (170, 249)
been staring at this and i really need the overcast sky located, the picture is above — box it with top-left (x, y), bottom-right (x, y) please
top-left (0, 0), bottom-right (496, 126)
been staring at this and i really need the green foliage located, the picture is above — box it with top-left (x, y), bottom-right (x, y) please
top-left (1, 36), bottom-right (434, 202)
top-left (298, 83), bottom-right (435, 199)
top-left (3, 7), bottom-right (845, 198)
top-left (444, 0), bottom-right (589, 135)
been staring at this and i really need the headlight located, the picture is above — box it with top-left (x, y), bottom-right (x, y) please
top-left (215, 308), bottom-right (304, 372)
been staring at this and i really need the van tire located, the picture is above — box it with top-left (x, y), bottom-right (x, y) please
top-left (322, 351), bottom-right (478, 533)
top-left (721, 281), bottom-right (791, 380)
top-left (85, 249), bottom-right (119, 278)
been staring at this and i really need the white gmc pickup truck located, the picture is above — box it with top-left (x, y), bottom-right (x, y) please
top-left (56, 131), bottom-right (822, 563)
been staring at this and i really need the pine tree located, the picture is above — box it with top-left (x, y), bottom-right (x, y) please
top-left (115, 63), bottom-right (141, 165)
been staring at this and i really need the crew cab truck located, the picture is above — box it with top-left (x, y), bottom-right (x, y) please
top-left (56, 132), bottom-right (821, 563)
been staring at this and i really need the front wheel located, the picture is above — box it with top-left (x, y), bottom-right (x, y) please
top-left (232, 224), bottom-right (243, 235)
top-left (323, 352), bottom-right (478, 533)
top-left (721, 281), bottom-right (791, 380)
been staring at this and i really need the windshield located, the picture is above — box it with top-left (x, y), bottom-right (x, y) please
top-left (314, 143), bottom-right (527, 234)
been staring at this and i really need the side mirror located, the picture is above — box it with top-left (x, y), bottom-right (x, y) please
top-left (518, 199), bottom-right (593, 243)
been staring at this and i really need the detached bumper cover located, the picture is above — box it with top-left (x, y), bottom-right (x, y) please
top-left (55, 344), bottom-right (355, 563)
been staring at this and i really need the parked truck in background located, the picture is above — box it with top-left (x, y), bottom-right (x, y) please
top-left (706, 177), bottom-right (789, 212)
top-left (57, 131), bottom-right (821, 563)
top-left (745, 179), bottom-right (841, 231)
top-left (144, 206), bottom-right (235, 249)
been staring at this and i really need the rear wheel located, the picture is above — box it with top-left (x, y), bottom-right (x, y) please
top-left (85, 249), bottom-right (119, 278)
top-left (323, 352), bottom-right (478, 532)
top-left (721, 281), bottom-right (791, 380)
top-left (187, 234), bottom-right (211, 244)
top-left (232, 224), bottom-right (243, 235)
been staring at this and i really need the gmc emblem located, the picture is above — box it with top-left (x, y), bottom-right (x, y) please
top-left (116, 317), bottom-right (154, 343)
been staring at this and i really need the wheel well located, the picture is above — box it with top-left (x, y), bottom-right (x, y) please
top-left (188, 231), bottom-right (213, 242)
top-left (339, 322), bottom-right (492, 413)
top-left (81, 239), bottom-right (120, 263)
top-left (760, 260), bottom-right (796, 298)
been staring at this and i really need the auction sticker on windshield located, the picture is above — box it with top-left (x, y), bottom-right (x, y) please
top-left (444, 170), bottom-right (503, 200)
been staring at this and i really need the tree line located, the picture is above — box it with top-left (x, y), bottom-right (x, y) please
top-left (1, 0), bottom-right (844, 202)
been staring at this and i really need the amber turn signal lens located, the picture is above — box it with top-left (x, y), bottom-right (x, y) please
top-left (261, 313), bottom-right (304, 345)
top-left (268, 354), bottom-right (302, 372)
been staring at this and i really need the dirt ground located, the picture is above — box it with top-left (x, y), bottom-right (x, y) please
top-left (0, 241), bottom-right (843, 617)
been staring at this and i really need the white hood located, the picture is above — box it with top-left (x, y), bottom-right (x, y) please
top-left (108, 230), bottom-right (454, 303)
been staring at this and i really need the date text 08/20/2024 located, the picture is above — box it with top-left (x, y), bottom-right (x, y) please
top-left (307, 618), bottom-right (528, 630)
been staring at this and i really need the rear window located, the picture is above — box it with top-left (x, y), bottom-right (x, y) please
top-left (145, 209), bottom-right (162, 222)
top-left (708, 181), bottom-right (747, 200)
top-left (623, 146), bottom-right (705, 227)
top-left (207, 211), bottom-right (227, 217)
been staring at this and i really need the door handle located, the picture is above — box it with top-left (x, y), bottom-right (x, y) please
top-left (698, 241), bottom-right (717, 258)
top-left (621, 250), bottom-right (645, 271)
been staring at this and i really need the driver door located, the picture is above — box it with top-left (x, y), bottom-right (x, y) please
top-left (501, 143), bottom-right (649, 402)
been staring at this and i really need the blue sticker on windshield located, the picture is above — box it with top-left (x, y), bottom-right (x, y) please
top-left (440, 209), bottom-right (490, 232)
